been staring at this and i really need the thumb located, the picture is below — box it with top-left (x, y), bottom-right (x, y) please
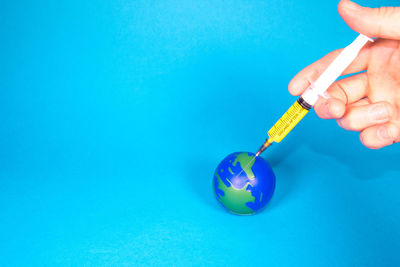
top-left (338, 0), bottom-right (400, 39)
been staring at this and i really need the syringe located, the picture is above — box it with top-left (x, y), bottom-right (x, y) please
top-left (255, 34), bottom-right (373, 157)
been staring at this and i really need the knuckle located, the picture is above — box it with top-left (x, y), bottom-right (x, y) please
top-left (378, 102), bottom-right (394, 118)
top-left (368, 102), bottom-right (393, 123)
top-left (376, 7), bottom-right (399, 37)
top-left (377, 6), bottom-right (396, 18)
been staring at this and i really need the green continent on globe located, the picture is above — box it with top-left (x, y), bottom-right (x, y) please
top-left (232, 152), bottom-right (256, 180)
top-left (215, 173), bottom-right (255, 215)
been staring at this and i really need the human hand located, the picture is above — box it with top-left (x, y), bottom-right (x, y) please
top-left (289, 0), bottom-right (400, 149)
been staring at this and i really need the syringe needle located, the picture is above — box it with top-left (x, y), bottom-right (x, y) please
top-left (255, 139), bottom-right (273, 157)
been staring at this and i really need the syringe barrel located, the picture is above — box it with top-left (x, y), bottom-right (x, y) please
top-left (267, 97), bottom-right (310, 143)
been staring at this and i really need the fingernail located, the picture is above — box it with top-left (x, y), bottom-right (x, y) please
top-left (378, 125), bottom-right (393, 140)
top-left (342, 0), bottom-right (360, 11)
top-left (319, 100), bottom-right (329, 115)
top-left (325, 101), bottom-right (332, 116)
top-left (337, 119), bottom-right (343, 128)
top-left (321, 91), bottom-right (331, 100)
top-left (369, 104), bottom-right (389, 122)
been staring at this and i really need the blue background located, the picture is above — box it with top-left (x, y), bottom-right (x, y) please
top-left (1, 0), bottom-right (400, 266)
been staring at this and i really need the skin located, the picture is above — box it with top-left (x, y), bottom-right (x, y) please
top-left (289, 0), bottom-right (400, 149)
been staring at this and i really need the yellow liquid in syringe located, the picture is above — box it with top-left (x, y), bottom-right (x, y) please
top-left (268, 99), bottom-right (309, 143)
top-left (256, 97), bottom-right (312, 156)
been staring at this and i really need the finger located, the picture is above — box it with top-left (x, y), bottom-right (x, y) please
top-left (288, 47), bottom-right (371, 96)
top-left (360, 122), bottom-right (400, 149)
top-left (327, 72), bottom-right (369, 104)
top-left (314, 98), bottom-right (346, 119)
top-left (338, 0), bottom-right (400, 40)
top-left (337, 101), bottom-right (394, 131)
top-left (314, 73), bottom-right (369, 119)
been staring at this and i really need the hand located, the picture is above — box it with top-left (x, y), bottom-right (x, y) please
top-left (289, 0), bottom-right (400, 149)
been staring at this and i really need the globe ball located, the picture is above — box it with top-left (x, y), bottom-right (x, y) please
top-left (213, 152), bottom-right (275, 215)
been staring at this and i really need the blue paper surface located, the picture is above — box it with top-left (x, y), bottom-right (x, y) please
top-left (1, 0), bottom-right (400, 266)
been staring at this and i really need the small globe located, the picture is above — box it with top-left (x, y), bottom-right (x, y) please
top-left (213, 152), bottom-right (275, 215)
